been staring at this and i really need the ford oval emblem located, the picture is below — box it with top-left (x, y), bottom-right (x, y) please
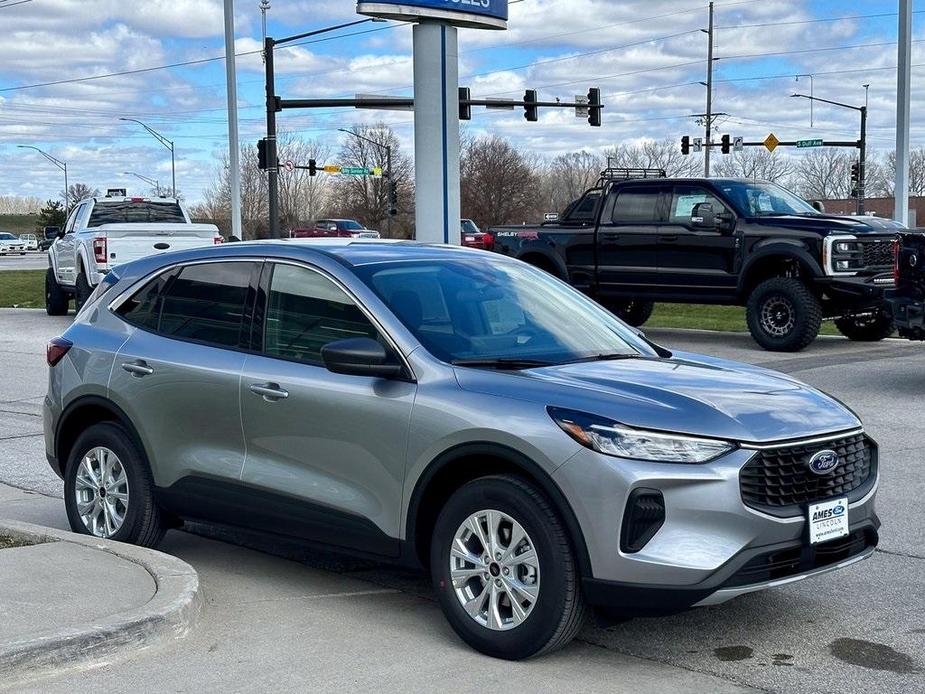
top-left (808, 449), bottom-right (839, 475)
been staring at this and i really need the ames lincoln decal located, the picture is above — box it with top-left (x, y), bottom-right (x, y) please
top-left (357, 0), bottom-right (509, 29)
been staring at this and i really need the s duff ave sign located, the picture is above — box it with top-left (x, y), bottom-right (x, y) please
top-left (357, 0), bottom-right (508, 29)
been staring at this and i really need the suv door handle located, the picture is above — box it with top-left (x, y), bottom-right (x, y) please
top-left (121, 361), bottom-right (154, 377)
top-left (249, 383), bottom-right (289, 401)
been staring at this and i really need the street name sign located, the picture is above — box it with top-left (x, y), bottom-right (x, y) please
top-left (796, 139), bottom-right (824, 148)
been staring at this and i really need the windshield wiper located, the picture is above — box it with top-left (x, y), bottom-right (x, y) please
top-left (563, 353), bottom-right (645, 364)
top-left (451, 358), bottom-right (555, 370)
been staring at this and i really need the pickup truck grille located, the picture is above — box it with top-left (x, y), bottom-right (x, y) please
top-left (861, 240), bottom-right (895, 272)
top-left (740, 433), bottom-right (875, 517)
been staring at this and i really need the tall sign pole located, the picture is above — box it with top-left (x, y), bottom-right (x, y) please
top-left (703, 1), bottom-right (715, 178)
top-left (223, 0), bottom-right (243, 240)
top-left (896, 0), bottom-right (912, 226)
top-left (357, 1), bottom-right (508, 245)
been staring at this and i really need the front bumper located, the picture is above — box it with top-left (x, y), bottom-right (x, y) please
top-left (815, 274), bottom-right (893, 306)
top-left (553, 437), bottom-right (880, 613)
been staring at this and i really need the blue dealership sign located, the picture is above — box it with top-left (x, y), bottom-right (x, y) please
top-left (357, 0), bottom-right (508, 30)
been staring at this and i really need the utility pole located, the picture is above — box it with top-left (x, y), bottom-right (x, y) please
top-left (703, 1), bottom-right (715, 177)
top-left (223, 0), bottom-right (242, 240)
top-left (896, 0), bottom-right (912, 226)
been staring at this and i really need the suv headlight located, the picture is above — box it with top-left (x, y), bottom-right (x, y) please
top-left (548, 407), bottom-right (735, 463)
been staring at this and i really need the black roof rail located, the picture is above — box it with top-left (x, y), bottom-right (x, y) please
top-left (595, 168), bottom-right (667, 187)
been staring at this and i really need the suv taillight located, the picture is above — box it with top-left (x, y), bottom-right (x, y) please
top-left (47, 337), bottom-right (72, 367)
top-left (93, 237), bottom-right (107, 264)
top-left (893, 238), bottom-right (901, 285)
top-left (213, 236), bottom-right (224, 245)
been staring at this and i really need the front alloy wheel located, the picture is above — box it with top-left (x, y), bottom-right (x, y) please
top-left (450, 510), bottom-right (540, 631)
top-left (73, 446), bottom-right (130, 538)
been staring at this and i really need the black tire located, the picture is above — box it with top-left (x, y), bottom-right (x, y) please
top-left (63, 422), bottom-right (166, 548)
top-left (834, 310), bottom-right (895, 342)
top-left (606, 299), bottom-right (655, 327)
top-left (74, 266), bottom-right (92, 311)
top-left (45, 268), bottom-right (69, 316)
top-left (746, 277), bottom-right (822, 352)
top-left (431, 475), bottom-right (587, 660)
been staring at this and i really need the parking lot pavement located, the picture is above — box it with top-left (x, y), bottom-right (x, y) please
top-left (1, 308), bottom-right (923, 692)
top-left (0, 253), bottom-right (48, 272)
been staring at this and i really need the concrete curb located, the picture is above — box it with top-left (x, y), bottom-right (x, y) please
top-left (0, 520), bottom-right (202, 683)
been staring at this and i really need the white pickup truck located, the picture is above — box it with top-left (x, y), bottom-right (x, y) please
top-left (46, 195), bottom-right (222, 315)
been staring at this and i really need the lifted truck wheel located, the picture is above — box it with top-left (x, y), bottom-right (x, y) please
top-left (74, 268), bottom-right (92, 311)
top-left (605, 300), bottom-right (655, 327)
top-left (746, 278), bottom-right (822, 352)
top-left (45, 268), bottom-right (70, 316)
top-left (834, 310), bottom-right (895, 342)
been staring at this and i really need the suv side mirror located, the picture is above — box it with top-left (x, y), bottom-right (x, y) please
top-left (321, 337), bottom-right (404, 379)
top-left (57, 228), bottom-right (66, 239)
top-left (811, 200), bottom-right (826, 213)
top-left (691, 202), bottom-right (716, 229)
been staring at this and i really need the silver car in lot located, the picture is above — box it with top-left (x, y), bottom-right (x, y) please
top-left (43, 241), bottom-right (880, 660)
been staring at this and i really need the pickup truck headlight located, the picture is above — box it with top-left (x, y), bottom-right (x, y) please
top-left (824, 235), bottom-right (864, 274)
top-left (548, 407), bottom-right (735, 463)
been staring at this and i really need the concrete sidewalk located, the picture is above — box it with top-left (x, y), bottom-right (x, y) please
top-left (0, 485), bottom-right (201, 688)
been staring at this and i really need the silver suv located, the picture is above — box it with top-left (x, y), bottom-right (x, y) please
top-left (43, 241), bottom-right (880, 660)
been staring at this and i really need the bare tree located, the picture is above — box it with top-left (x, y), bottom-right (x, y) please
top-left (63, 183), bottom-right (100, 206)
top-left (276, 133), bottom-right (332, 229)
top-left (604, 139), bottom-right (699, 177)
top-left (713, 149), bottom-right (795, 184)
top-left (460, 135), bottom-right (541, 230)
top-left (542, 150), bottom-right (604, 213)
top-left (885, 148), bottom-right (925, 196)
top-left (0, 196), bottom-right (42, 214)
top-left (795, 149), bottom-right (854, 199)
top-left (329, 124), bottom-right (413, 238)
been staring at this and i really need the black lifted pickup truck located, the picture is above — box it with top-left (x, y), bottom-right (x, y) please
top-left (491, 169), bottom-right (900, 351)
top-left (888, 232), bottom-right (925, 340)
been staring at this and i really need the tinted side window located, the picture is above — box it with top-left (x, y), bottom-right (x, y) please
top-left (611, 189), bottom-right (660, 223)
top-left (264, 264), bottom-right (379, 365)
top-left (669, 186), bottom-right (727, 225)
top-left (117, 269), bottom-right (177, 330)
top-left (159, 262), bottom-right (256, 348)
top-left (566, 191), bottom-right (602, 222)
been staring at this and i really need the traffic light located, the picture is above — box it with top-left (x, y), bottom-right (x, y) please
top-left (459, 87), bottom-right (471, 121)
top-left (308, 159), bottom-right (317, 177)
top-left (257, 138), bottom-right (268, 170)
top-left (681, 136), bottom-right (691, 156)
top-left (851, 161), bottom-right (860, 184)
top-left (524, 90), bottom-right (538, 122)
top-left (721, 134), bottom-right (731, 155)
top-left (388, 180), bottom-right (398, 216)
top-left (587, 88), bottom-right (602, 127)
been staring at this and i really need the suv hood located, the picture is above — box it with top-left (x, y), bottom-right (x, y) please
top-left (454, 352), bottom-right (859, 444)
top-left (750, 213), bottom-right (903, 235)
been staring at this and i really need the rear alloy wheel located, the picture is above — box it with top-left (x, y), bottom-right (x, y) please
top-left (64, 422), bottom-right (166, 547)
top-left (834, 311), bottom-right (895, 342)
top-left (431, 475), bottom-right (586, 660)
top-left (746, 277), bottom-right (822, 352)
top-left (45, 268), bottom-right (70, 316)
top-left (606, 299), bottom-right (655, 327)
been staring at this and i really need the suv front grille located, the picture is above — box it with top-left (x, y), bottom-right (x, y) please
top-left (740, 433), bottom-right (876, 517)
top-left (861, 240), bottom-right (895, 272)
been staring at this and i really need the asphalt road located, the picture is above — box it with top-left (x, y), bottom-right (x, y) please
top-left (1, 308), bottom-right (923, 693)
top-left (0, 252), bottom-right (48, 272)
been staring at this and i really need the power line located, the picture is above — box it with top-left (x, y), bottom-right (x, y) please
top-left (716, 10), bottom-right (925, 30)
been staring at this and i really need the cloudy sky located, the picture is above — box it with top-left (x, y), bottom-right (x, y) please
top-left (0, 0), bottom-right (922, 204)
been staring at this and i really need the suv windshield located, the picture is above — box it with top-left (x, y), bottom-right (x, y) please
top-left (461, 220), bottom-right (480, 234)
top-left (88, 201), bottom-right (186, 226)
top-left (716, 181), bottom-right (819, 217)
top-left (355, 259), bottom-right (654, 366)
top-left (0, 232), bottom-right (16, 240)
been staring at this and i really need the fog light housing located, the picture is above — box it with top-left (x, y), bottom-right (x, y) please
top-left (836, 260), bottom-right (850, 271)
top-left (620, 488), bottom-right (665, 553)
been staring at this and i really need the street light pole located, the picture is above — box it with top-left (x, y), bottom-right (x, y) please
top-left (119, 118), bottom-right (176, 197)
top-left (265, 18), bottom-right (385, 239)
top-left (791, 93), bottom-right (867, 215)
top-left (123, 171), bottom-right (160, 195)
top-left (338, 127), bottom-right (393, 237)
top-left (223, 0), bottom-right (242, 241)
top-left (17, 145), bottom-right (69, 216)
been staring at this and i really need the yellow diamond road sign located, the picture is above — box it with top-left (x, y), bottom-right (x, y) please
top-left (764, 133), bottom-right (780, 153)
